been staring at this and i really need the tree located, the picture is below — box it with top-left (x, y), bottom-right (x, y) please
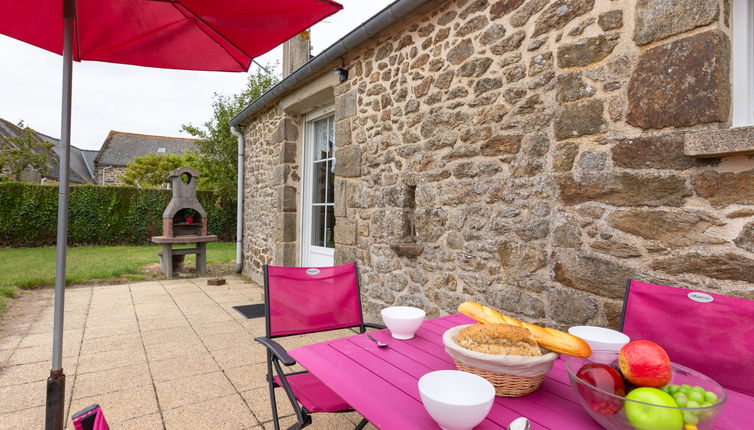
top-left (0, 122), bottom-right (54, 181)
top-left (122, 152), bottom-right (201, 188)
top-left (181, 65), bottom-right (279, 199)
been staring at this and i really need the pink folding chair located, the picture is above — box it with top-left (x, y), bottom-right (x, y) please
top-left (254, 263), bottom-right (382, 430)
top-left (621, 280), bottom-right (754, 396)
top-left (71, 404), bottom-right (109, 430)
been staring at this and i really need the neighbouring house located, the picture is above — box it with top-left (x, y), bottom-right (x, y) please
top-left (94, 131), bottom-right (195, 185)
top-left (231, 0), bottom-right (754, 328)
top-left (0, 118), bottom-right (96, 184)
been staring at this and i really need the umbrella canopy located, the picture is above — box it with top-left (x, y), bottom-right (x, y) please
top-left (1, 1), bottom-right (342, 429)
top-left (1, 0), bottom-right (341, 71)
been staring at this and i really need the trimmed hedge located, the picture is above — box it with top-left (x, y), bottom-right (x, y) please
top-left (0, 183), bottom-right (236, 247)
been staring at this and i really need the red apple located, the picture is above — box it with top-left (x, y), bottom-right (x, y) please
top-left (576, 363), bottom-right (626, 415)
top-left (619, 340), bottom-right (672, 388)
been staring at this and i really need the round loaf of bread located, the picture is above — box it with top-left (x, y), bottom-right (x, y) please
top-left (456, 324), bottom-right (542, 357)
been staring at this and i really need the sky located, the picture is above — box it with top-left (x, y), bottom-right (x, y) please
top-left (0, 0), bottom-right (394, 150)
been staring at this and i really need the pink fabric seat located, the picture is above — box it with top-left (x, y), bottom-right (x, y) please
top-left (273, 372), bottom-right (351, 413)
top-left (257, 263), bottom-right (371, 430)
top-left (621, 280), bottom-right (754, 396)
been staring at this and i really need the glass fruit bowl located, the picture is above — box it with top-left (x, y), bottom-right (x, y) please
top-left (565, 351), bottom-right (727, 430)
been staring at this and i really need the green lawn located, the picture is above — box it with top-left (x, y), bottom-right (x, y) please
top-left (0, 242), bottom-right (236, 315)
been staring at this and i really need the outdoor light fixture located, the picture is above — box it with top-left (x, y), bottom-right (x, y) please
top-left (334, 67), bottom-right (349, 82)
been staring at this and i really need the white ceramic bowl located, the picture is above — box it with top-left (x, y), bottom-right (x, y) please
top-left (568, 326), bottom-right (630, 363)
top-left (380, 306), bottom-right (425, 339)
top-left (418, 370), bottom-right (495, 430)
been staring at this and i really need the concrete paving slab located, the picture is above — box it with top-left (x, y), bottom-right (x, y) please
top-left (155, 370), bottom-right (236, 410)
top-left (162, 393), bottom-right (257, 430)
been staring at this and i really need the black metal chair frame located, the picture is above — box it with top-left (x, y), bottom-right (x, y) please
top-left (254, 264), bottom-right (384, 430)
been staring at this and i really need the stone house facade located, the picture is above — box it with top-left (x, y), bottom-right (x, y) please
top-left (234, 0), bottom-right (754, 328)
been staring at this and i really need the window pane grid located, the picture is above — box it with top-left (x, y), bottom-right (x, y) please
top-left (309, 114), bottom-right (336, 249)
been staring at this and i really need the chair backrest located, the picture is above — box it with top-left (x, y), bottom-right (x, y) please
top-left (71, 404), bottom-right (109, 430)
top-left (621, 280), bottom-right (754, 395)
top-left (264, 263), bottom-right (363, 338)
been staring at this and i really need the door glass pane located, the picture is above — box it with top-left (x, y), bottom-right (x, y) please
top-left (311, 205), bottom-right (325, 247)
top-left (314, 118), bottom-right (328, 161)
top-left (325, 206), bottom-right (336, 249)
top-left (312, 160), bottom-right (327, 204)
top-left (327, 116), bottom-right (335, 158)
top-left (326, 159), bottom-right (334, 204)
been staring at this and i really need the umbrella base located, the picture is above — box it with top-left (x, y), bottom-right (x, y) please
top-left (46, 369), bottom-right (66, 430)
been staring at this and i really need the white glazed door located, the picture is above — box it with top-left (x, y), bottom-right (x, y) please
top-left (301, 108), bottom-right (335, 267)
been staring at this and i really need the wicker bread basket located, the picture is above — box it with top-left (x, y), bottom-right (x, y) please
top-left (443, 324), bottom-right (559, 397)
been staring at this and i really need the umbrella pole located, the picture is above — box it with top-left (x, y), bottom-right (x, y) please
top-left (46, 1), bottom-right (74, 429)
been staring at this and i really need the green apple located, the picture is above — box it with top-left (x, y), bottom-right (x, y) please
top-left (625, 387), bottom-right (684, 430)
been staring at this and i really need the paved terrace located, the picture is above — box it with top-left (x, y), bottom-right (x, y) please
top-left (0, 276), bottom-right (374, 429)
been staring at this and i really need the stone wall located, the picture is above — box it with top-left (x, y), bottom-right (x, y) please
top-left (95, 165), bottom-right (127, 186)
top-left (243, 0), bottom-right (754, 328)
top-left (241, 109), bottom-right (301, 284)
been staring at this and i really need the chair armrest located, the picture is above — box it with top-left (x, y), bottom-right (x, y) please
top-left (363, 322), bottom-right (386, 330)
top-left (254, 337), bottom-right (296, 366)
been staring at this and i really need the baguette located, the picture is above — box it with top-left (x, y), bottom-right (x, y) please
top-left (458, 301), bottom-right (592, 358)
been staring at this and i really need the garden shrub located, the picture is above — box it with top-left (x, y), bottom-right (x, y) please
top-left (0, 183), bottom-right (235, 247)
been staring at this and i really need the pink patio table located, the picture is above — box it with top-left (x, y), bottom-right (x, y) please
top-left (289, 314), bottom-right (754, 430)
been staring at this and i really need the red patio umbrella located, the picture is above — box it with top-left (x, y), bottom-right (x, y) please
top-left (0, 0), bottom-right (342, 428)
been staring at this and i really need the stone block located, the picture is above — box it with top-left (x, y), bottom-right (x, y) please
top-left (335, 90), bottom-right (357, 120)
top-left (457, 57), bottom-right (493, 77)
top-left (598, 10), bottom-right (623, 31)
top-left (447, 39), bottom-right (474, 65)
top-left (533, 0), bottom-right (595, 37)
top-left (510, 0), bottom-right (548, 27)
top-left (554, 99), bottom-right (606, 140)
top-left (275, 212), bottom-right (296, 242)
top-left (558, 172), bottom-right (690, 206)
top-left (456, 16), bottom-right (488, 38)
top-left (547, 286), bottom-right (597, 325)
top-left (490, 31), bottom-right (525, 55)
top-left (279, 141), bottom-right (296, 164)
top-left (459, 0), bottom-right (488, 20)
top-left (577, 151), bottom-right (607, 171)
top-left (270, 118), bottom-right (298, 144)
top-left (557, 34), bottom-right (619, 68)
top-left (334, 218), bottom-right (357, 245)
top-left (553, 223), bottom-right (582, 248)
top-left (651, 252), bottom-right (754, 282)
top-left (488, 286), bottom-right (545, 320)
top-left (498, 241), bottom-right (547, 276)
top-left (627, 31), bottom-right (730, 129)
top-left (634, 0), bottom-right (719, 45)
top-left (334, 145), bottom-right (361, 178)
top-left (333, 179), bottom-right (347, 217)
top-left (612, 134), bottom-right (710, 170)
top-left (277, 186), bottom-right (297, 212)
top-left (334, 245), bottom-right (362, 265)
top-left (607, 209), bottom-right (725, 247)
top-left (734, 222), bottom-right (754, 252)
top-left (334, 119), bottom-right (351, 148)
top-left (685, 126), bottom-right (754, 157)
top-left (553, 142), bottom-right (579, 172)
top-left (589, 240), bottom-right (642, 258)
top-left (271, 165), bottom-right (290, 186)
top-left (691, 169), bottom-right (754, 207)
top-left (556, 71), bottom-right (595, 103)
top-left (553, 252), bottom-right (634, 299)
top-left (273, 242), bottom-right (297, 267)
top-left (491, 0), bottom-right (525, 19)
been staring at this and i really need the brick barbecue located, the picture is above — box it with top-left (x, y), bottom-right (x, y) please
top-left (151, 167), bottom-right (217, 277)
